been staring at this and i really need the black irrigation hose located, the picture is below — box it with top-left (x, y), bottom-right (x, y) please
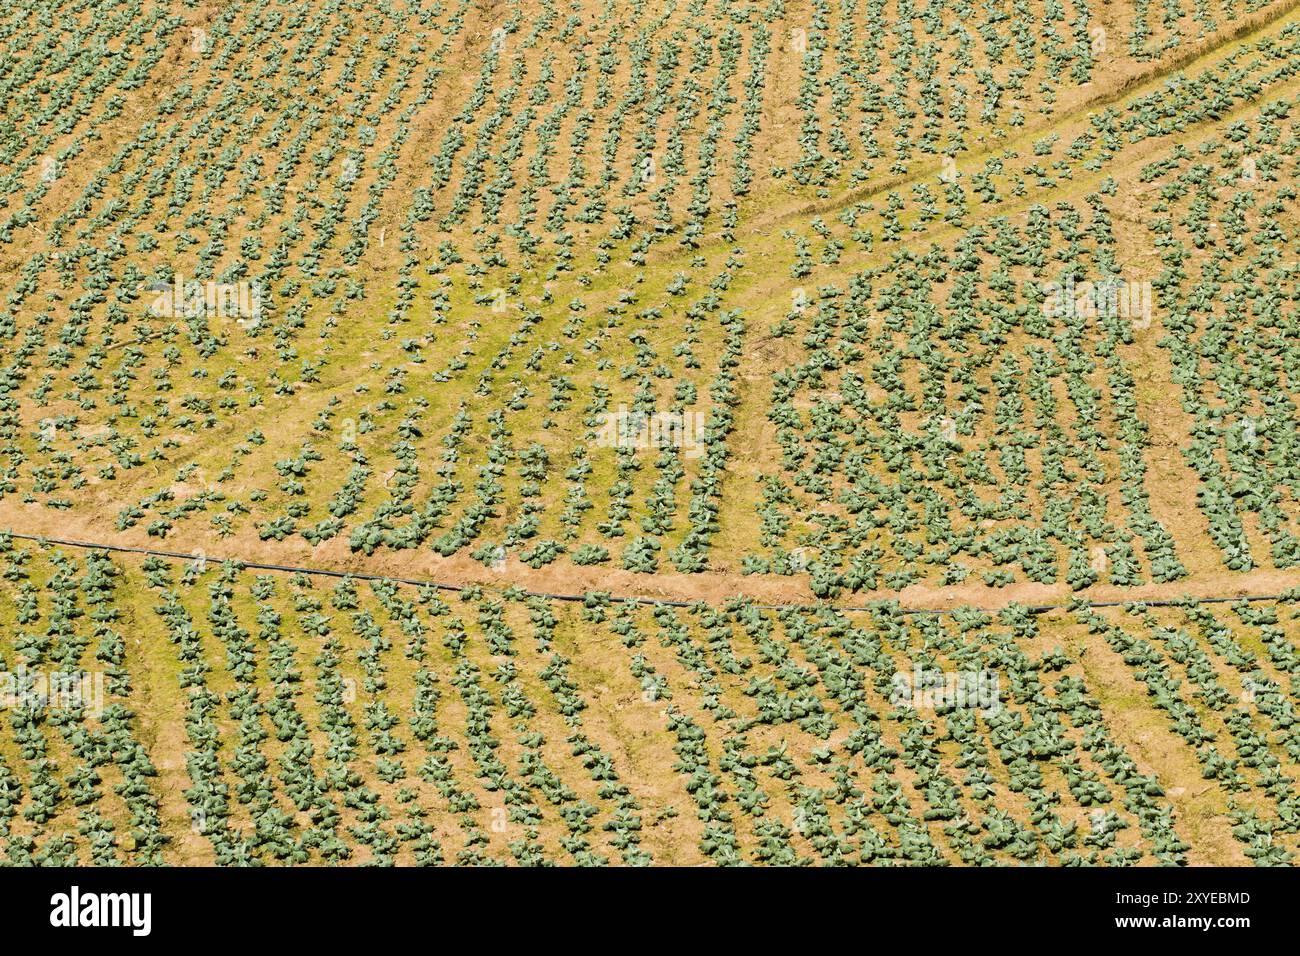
top-left (2, 528), bottom-right (1297, 618)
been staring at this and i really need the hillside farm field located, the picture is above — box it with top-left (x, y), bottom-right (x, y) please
top-left (2, 0), bottom-right (1300, 870)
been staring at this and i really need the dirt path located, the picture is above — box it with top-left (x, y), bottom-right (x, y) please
top-left (4, 504), bottom-right (1300, 614)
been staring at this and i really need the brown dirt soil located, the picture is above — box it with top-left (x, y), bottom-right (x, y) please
top-left (7, 500), bottom-right (1300, 613)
